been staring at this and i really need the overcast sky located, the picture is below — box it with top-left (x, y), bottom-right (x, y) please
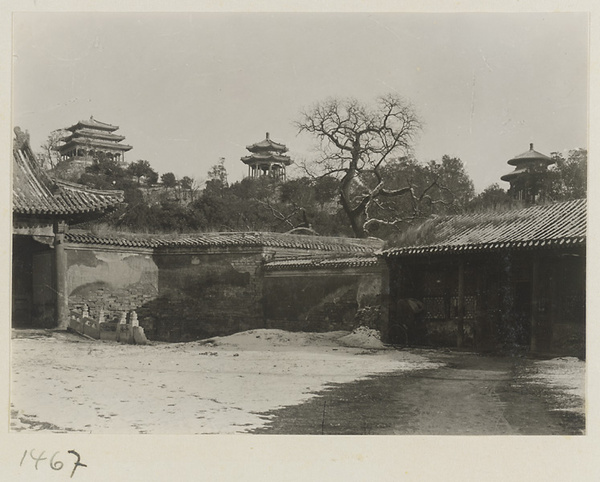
top-left (12, 12), bottom-right (588, 192)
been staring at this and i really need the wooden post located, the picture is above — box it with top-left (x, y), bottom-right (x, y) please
top-left (53, 220), bottom-right (69, 330)
top-left (530, 253), bottom-right (540, 353)
top-left (457, 260), bottom-right (465, 348)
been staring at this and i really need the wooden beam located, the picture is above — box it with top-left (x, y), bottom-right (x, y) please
top-left (53, 220), bottom-right (69, 330)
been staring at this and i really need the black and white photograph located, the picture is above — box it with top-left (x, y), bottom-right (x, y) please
top-left (4, 2), bottom-right (597, 480)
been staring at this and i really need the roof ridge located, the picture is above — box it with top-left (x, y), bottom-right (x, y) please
top-left (53, 178), bottom-right (124, 198)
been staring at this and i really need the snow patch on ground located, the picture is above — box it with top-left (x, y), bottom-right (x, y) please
top-left (337, 326), bottom-right (385, 349)
top-left (11, 329), bottom-right (440, 434)
top-left (529, 357), bottom-right (585, 414)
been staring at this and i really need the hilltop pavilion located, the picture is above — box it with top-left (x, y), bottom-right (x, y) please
top-left (241, 132), bottom-right (292, 180)
top-left (58, 116), bottom-right (132, 164)
top-left (501, 143), bottom-right (555, 204)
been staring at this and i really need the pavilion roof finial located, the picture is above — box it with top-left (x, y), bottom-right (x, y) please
top-left (266, 132), bottom-right (270, 140)
top-left (530, 143), bottom-right (534, 150)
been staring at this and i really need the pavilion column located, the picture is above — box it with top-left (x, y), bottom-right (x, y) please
top-left (457, 259), bottom-right (465, 348)
top-left (53, 220), bottom-right (69, 330)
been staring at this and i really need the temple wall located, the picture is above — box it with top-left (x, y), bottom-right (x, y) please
top-left (61, 241), bottom-right (387, 342)
top-left (149, 248), bottom-right (265, 341)
top-left (263, 264), bottom-right (388, 333)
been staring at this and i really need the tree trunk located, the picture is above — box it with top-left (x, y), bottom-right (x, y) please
top-left (339, 170), bottom-right (367, 238)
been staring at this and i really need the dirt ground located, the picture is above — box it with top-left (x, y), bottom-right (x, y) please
top-left (10, 329), bottom-right (584, 435)
top-left (253, 351), bottom-right (585, 435)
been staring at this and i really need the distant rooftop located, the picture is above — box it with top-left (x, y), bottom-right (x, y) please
top-left (65, 116), bottom-right (120, 133)
top-left (507, 143), bottom-right (554, 166)
top-left (246, 132), bottom-right (288, 153)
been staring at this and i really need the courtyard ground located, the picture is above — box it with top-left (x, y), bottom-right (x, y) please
top-left (10, 328), bottom-right (584, 435)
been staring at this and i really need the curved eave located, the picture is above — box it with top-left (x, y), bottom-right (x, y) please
top-left (65, 130), bottom-right (126, 142)
top-left (66, 120), bottom-right (119, 133)
top-left (14, 203), bottom-right (122, 219)
top-left (59, 138), bottom-right (133, 153)
top-left (507, 153), bottom-right (554, 166)
top-left (500, 168), bottom-right (528, 182)
top-left (241, 155), bottom-right (292, 166)
top-left (246, 140), bottom-right (288, 152)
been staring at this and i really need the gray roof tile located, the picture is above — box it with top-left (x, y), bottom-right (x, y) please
top-left (384, 199), bottom-right (586, 256)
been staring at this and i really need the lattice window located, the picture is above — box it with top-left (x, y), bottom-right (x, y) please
top-left (423, 297), bottom-right (446, 320)
top-left (449, 296), bottom-right (477, 319)
top-left (465, 295), bottom-right (477, 319)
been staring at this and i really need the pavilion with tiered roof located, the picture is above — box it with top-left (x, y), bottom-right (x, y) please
top-left (501, 143), bottom-right (555, 204)
top-left (58, 116), bottom-right (132, 164)
top-left (241, 132), bottom-right (292, 180)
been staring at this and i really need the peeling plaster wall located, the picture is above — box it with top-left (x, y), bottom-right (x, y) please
top-left (66, 247), bottom-right (159, 324)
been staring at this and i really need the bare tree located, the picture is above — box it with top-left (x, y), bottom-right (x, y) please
top-left (37, 129), bottom-right (68, 169)
top-left (296, 94), bottom-right (427, 237)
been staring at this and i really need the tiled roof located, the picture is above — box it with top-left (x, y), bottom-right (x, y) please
top-left (246, 133), bottom-right (288, 153)
top-left (241, 153), bottom-right (292, 165)
top-left (500, 166), bottom-right (530, 182)
top-left (384, 199), bottom-right (586, 256)
top-left (507, 143), bottom-right (553, 166)
top-left (66, 117), bottom-right (119, 132)
top-left (265, 256), bottom-right (380, 271)
top-left (60, 137), bottom-right (133, 152)
top-left (13, 130), bottom-right (124, 218)
top-left (65, 231), bottom-right (382, 253)
top-left (64, 128), bottom-right (126, 142)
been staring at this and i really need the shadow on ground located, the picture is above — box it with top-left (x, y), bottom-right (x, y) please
top-left (251, 350), bottom-right (585, 435)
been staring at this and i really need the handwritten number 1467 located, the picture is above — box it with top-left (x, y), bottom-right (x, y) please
top-left (20, 449), bottom-right (87, 478)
